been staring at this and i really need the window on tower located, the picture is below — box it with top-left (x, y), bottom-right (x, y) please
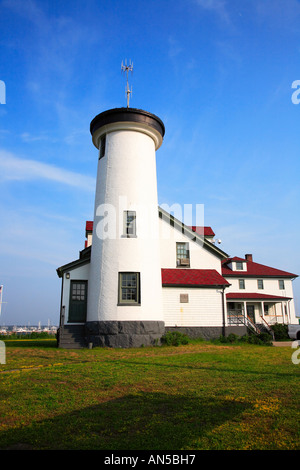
top-left (118, 272), bottom-right (141, 305)
top-left (99, 134), bottom-right (106, 159)
top-left (123, 211), bottom-right (136, 237)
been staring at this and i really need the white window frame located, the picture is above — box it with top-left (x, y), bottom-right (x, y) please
top-left (257, 279), bottom-right (264, 289)
top-left (176, 242), bottom-right (190, 267)
top-left (123, 211), bottom-right (137, 238)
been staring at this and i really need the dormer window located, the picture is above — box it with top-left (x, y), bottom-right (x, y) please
top-left (236, 261), bottom-right (244, 271)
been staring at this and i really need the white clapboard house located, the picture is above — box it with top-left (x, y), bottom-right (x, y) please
top-left (56, 107), bottom-right (298, 348)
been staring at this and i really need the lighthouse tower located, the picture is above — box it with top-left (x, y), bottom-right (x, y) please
top-left (86, 107), bottom-right (165, 347)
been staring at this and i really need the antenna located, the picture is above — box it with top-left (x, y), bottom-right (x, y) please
top-left (121, 59), bottom-right (133, 108)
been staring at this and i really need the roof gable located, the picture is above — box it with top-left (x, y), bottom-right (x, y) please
top-left (158, 207), bottom-right (228, 259)
top-left (222, 257), bottom-right (297, 278)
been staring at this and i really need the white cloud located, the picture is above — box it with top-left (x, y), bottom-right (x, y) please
top-left (195, 0), bottom-right (230, 24)
top-left (0, 149), bottom-right (95, 191)
top-left (20, 132), bottom-right (56, 143)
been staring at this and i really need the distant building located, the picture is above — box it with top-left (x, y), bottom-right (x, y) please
top-left (56, 107), bottom-right (298, 348)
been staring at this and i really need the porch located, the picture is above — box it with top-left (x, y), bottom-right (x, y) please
top-left (226, 293), bottom-right (292, 335)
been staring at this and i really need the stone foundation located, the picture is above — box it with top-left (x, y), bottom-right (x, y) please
top-left (165, 325), bottom-right (247, 340)
top-left (85, 321), bottom-right (165, 348)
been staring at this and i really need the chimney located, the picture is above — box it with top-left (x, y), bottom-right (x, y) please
top-left (245, 254), bottom-right (253, 262)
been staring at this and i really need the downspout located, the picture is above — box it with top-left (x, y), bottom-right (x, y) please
top-left (58, 271), bottom-right (65, 347)
top-left (221, 286), bottom-right (226, 337)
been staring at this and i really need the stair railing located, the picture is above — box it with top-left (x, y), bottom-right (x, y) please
top-left (259, 315), bottom-right (275, 340)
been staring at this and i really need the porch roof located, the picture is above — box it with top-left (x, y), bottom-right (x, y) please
top-left (226, 292), bottom-right (292, 301)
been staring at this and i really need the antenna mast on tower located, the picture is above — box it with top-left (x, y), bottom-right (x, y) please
top-left (121, 59), bottom-right (133, 108)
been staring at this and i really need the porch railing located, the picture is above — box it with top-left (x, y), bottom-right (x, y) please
top-left (227, 309), bottom-right (274, 337)
top-left (227, 309), bottom-right (260, 334)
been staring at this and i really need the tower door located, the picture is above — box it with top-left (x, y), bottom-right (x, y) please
top-left (69, 281), bottom-right (87, 323)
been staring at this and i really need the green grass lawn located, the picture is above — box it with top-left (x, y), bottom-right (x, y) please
top-left (0, 339), bottom-right (299, 450)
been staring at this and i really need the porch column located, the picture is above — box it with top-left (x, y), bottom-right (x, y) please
top-left (243, 301), bottom-right (247, 322)
top-left (261, 301), bottom-right (264, 319)
top-left (281, 302), bottom-right (285, 324)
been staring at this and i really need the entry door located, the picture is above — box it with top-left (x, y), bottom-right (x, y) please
top-left (247, 305), bottom-right (255, 323)
top-left (69, 281), bottom-right (87, 322)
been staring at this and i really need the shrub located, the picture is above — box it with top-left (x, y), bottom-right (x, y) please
top-left (248, 332), bottom-right (272, 345)
top-left (227, 333), bottom-right (238, 343)
top-left (161, 331), bottom-right (189, 347)
top-left (214, 332), bottom-right (272, 346)
top-left (270, 323), bottom-right (289, 341)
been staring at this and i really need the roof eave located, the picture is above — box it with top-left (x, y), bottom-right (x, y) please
top-left (56, 256), bottom-right (90, 278)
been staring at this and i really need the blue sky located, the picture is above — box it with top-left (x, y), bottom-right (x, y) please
top-left (0, 0), bottom-right (299, 325)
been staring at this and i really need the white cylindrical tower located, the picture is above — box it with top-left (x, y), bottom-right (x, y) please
top-left (86, 108), bottom-right (165, 347)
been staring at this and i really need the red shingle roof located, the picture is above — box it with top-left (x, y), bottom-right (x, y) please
top-left (226, 293), bottom-right (292, 300)
top-left (222, 258), bottom-right (297, 278)
top-left (161, 269), bottom-right (230, 287)
top-left (189, 226), bottom-right (215, 237)
top-left (86, 221), bottom-right (93, 232)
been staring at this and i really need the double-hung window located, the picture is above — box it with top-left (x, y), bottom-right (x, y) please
top-left (118, 272), bottom-right (140, 305)
top-left (257, 279), bottom-right (264, 289)
top-left (279, 280), bottom-right (285, 290)
top-left (176, 242), bottom-right (190, 267)
top-left (239, 279), bottom-right (245, 289)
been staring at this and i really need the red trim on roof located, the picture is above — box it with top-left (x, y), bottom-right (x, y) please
top-left (161, 269), bottom-right (230, 287)
top-left (222, 257), bottom-right (297, 278)
top-left (226, 293), bottom-right (292, 301)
